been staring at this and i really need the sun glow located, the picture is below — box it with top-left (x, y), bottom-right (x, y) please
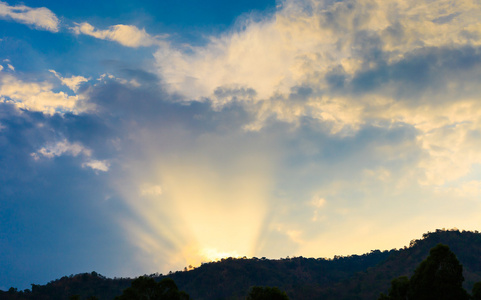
top-left (200, 248), bottom-right (242, 263)
top-left (116, 131), bottom-right (275, 274)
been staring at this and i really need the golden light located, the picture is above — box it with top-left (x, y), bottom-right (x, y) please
top-left (115, 133), bottom-right (275, 273)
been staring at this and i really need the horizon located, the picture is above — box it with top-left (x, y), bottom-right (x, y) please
top-left (9, 227), bottom-right (475, 288)
top-left (1, 0), bottom-right (481, 291)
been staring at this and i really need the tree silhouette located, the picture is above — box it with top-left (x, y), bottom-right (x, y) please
top-left (379, 244), bottom-right (469, 300)
top-left (473, 282), bottom-right (481, 300)
top-left (408, 244), bottom-right (468, 300)
top-left (246, 286), bottom-right (289, 300)
top-left (379, 276), bottom-right (409, 300)
top-left (115, 276), bottom-right (189, 300)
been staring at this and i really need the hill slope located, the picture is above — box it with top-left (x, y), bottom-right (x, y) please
top-left (2, 229), bottom-right (481, 299)
top-left (327, 229), bottom-right (481, 300)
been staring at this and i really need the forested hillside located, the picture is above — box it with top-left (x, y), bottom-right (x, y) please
top-left (2, 229), bottom-right (480, 300)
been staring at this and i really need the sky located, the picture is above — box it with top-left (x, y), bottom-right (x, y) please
top-left (1, 0), bottom-right (481, 291)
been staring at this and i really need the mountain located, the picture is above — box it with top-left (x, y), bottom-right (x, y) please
top-left (327, 229), bottom-right (481, 300)
top-left (2, 229), bottom-right (481, 299)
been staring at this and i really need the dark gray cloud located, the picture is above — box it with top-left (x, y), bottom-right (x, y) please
top-left (348, 46), bottom-right (481, 100)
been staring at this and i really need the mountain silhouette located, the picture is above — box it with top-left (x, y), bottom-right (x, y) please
top-left (2, 229), bottom-right (481, 299)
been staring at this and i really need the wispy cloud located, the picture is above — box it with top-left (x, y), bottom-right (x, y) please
top-left (71, 22), bottom-right (160, 48)
top-left (32, 139), bottom-right (92, 159)
top-left (82, 159), bottom-right (110, 172)
top-left (0, 1), bottom-right (59, 32)
top-left (139, 184), bottom-right (163, 196)
top-left (49, 70), bottom-right (89, 92)
top-left (32, 139), bottom-right (109, 172)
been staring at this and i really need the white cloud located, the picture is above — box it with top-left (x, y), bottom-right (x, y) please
top-left (0, 1), bottom-right (59, 32)
top-left (97, 73), bottom-right (116, 81)
top-left (49, 70), bottom-right (89, 92)
top-left (0, 65), bottom-right (3, 72)
top-left (32, 139), bottom-right (91, 159)
top-left (7, 64), bottom-right (14, 71)
top-left (32, 139), bottom-right (109, 172)
top-left (82, 160), bottom-right (110, 172)
top-left (153, 0), bottom-right (481, 187)
top-left (94, 73), bottom-right (143, 88)
top-left (0, 74), bottom-right (87, 114)
top-left (155, 0), bottom-right (481, 109)
top-left (71, 22), bottom-right (159, 48)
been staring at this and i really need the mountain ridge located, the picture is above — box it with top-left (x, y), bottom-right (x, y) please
top-left (2, 229), bottom-right (481, 299)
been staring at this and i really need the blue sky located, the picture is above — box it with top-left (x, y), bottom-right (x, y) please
top-left (1, 0), bottom-right (481, 291)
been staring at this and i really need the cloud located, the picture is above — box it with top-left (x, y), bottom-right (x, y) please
top-left (153, 0), bottom-right (481, 187)
top-left (0, 65), bottom-right (3, 72)
top-left (154, 0), bottom-right (481, 108)
top-left (82, 159), bottom-right (110, 172)
top-left (32, 139), bottom-right (109, 172)
top-left (71, 22), bottom-right (160, 48)
top-left (49, 70), bottom-right (89, 92)
top-left (7, 64), bottom-right (14, 71)
top-left (0, 1), bottom-right (59, 32)
top-left (440, 180), bottom-right (481, 198)
top-left (32, 139), bottom-right (91, 159)
top-left (310, 197), bottom-right (326, 208)
top-left (139, 184), bottom-right (163, 196)
top-left (0, 74), bottom-right (88, 115)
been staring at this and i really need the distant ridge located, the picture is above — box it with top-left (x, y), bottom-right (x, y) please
top-left (2, 229), bottom-right (481, 300)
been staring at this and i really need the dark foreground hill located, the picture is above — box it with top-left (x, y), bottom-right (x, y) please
top-left (2, 229), bottom-right (481, 300)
